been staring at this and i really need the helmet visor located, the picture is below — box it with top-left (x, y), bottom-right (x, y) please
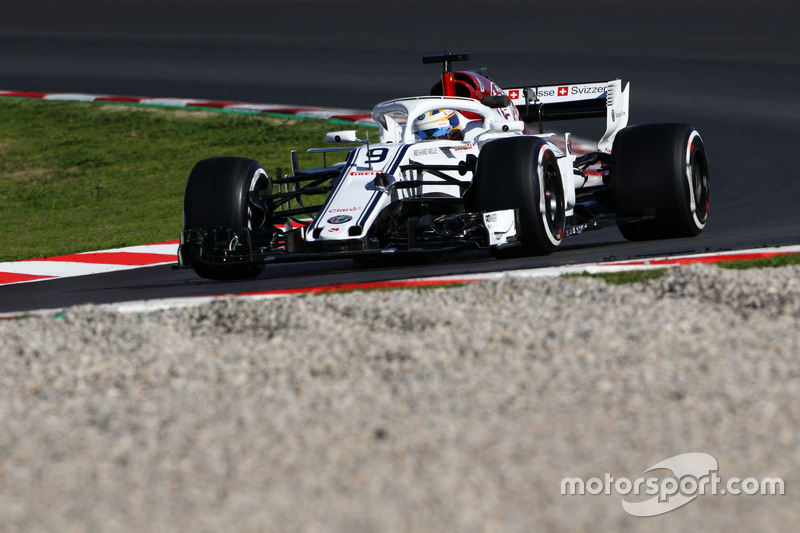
top-left (417, 126), bottom-right (453, 140)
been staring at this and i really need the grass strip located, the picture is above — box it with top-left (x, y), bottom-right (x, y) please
top-left (715, 253), bottom-right (800, 270)
top-left (570, 252), bottom-right (800, 285)
top-left (0, 99), bottom-right (360, 262)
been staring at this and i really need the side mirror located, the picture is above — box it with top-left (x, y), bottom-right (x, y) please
top-left (326, 130), bottom-right (362, 144)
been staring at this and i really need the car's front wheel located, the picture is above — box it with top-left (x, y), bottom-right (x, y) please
top-left (466, 136), bottom-right (565, 256)
top-left (182, 157), bottom-right (271, 280)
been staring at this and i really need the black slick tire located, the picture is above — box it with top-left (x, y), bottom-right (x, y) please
top-left (611, 123), bottom-right (710, 240)
top-left (183, 157), bottom-right (270, 280)
top-left (466, 136), bottom-right (565, 256)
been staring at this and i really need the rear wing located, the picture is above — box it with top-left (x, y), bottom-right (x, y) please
top-left (504, 80), bottom-right (630, 153)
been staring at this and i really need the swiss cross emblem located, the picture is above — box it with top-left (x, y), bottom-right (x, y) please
top-left (558, 86), bottom-right (569, 97)
top-left (508, 89), bottom-right (520, 100)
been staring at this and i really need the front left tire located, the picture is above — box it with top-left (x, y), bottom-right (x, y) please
top-left (466, 136), bottom-right (566, 256)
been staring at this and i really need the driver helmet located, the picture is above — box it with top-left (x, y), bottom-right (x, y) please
top-left (412, 109), bottom-right (462, 140)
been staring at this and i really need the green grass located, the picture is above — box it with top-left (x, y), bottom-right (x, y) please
top-left (716, 253), bottom-right (800, 269)
top-left (570, 253), bottom-right (800, 285)
top-left (0, 99), bottom-right (360, 262)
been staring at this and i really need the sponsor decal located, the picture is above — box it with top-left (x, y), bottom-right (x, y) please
top-left (328, 207), bottom-right (362, 214)
top-left (508, 84), bottom-right (606, 102)
top-left (350, 171), bottom-right (379, 176)
top-left (571, 85), bottom-right (605, 96)
top-left (413, 147), bottom-right (438, 157)
top-left (327, 215), bottom-right (353, 224)
top-left (327, 226), bottom-right (341, 232)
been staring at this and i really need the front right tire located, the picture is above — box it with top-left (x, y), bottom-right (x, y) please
top-left (182, 157), bottom-right (271, 280)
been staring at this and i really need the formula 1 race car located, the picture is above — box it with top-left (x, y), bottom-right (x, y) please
top-left (178, 53), bottom-right (710, 280)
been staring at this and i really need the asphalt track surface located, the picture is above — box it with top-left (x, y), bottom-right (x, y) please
top-left (1, 0), bottom-right (799, 312)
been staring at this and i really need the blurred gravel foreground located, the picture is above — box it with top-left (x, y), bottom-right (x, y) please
top-left (1, 264), bottom-right (798, 532)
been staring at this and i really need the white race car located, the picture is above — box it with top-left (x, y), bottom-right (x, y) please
top-left (179, 53), bottom-right (710, 280)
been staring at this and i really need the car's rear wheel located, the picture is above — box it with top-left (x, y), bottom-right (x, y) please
top-left (182, 157), bottom-right (271, 280)
top-left (611, 123), bottom-right (710, 240)
top-left (466, 136), bottom-right (565, 256)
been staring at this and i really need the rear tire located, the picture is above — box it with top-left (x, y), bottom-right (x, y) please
top-left (183, 157), bottom-right (271, 280)
top-left (466, 136), bottom-right (565, 256)
top-left (612, 123), bottom-right (710, 240)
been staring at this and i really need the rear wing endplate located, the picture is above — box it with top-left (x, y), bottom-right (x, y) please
top-left (504, 80), bottom-right (630, 152)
